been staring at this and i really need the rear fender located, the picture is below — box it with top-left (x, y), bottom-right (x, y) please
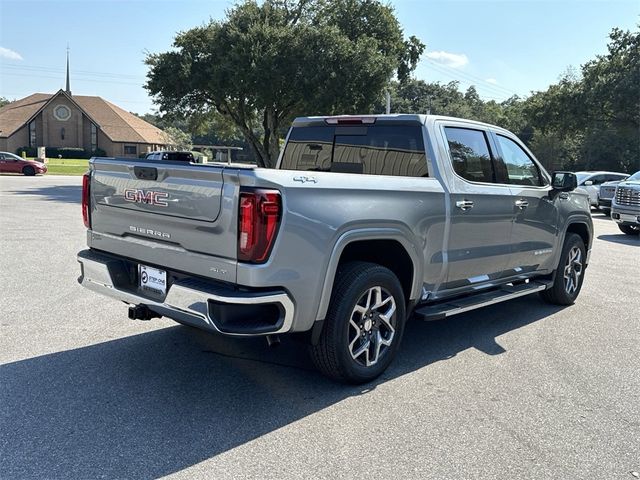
top-left (315, 228), bottom-right (423, 321)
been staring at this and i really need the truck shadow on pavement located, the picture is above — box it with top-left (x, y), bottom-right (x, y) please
top-left (11, 184), bottom-right (82, 204)
top-left (597, 234), bottom-right (639, 246)
top-left (0, 296), bottom-right (563, 478)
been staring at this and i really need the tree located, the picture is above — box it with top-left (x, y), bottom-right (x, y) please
top-left (146, 0), bottom-right (424, 167)
top-left (523, 27), bottom-right (640, 172)
top-left (162, 126), bottom-right (193, 150)
top-left (0, 97), bottom-right (11, 108)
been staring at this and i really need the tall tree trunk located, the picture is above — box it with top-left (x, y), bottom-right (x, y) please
top-left (262, 107), bottom-right (280, 168)
top-left (216, 101), bottom-right (269, 167)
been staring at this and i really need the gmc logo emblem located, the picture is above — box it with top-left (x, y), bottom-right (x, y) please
top-left (124, 189), bottom-right (169, 207)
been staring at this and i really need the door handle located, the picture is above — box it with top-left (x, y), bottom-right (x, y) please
top-left (456, 199), bottom-right (474, 211)
top-left (515, 199), bottom-right (529, 209)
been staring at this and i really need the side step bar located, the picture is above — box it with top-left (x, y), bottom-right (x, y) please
top-left (414, 280), bottom-right (551, 322)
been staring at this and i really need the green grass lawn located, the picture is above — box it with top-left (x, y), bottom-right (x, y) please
top-left (29, 158), bottom-right (89, 175)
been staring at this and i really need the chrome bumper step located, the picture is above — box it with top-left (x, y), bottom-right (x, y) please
top-left (414, 280), bottom-right (551, 322)
top-left (77, 249), bottom-right (294, 336)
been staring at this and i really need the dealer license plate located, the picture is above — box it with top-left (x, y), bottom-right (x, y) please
top-left (139, 264), bottom-right (167, 295)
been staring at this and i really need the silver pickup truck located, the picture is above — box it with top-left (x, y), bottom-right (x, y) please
top-left (78, 115), bottom-right (593, 383)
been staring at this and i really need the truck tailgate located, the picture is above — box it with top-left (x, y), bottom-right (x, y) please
top-left (88, 158), bottom-right (239, 282)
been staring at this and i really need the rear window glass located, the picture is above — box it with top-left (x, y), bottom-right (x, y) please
top-left (162, 152), bottom-right (194, 162)
top-left (280, 125), bottom-right (428, 177)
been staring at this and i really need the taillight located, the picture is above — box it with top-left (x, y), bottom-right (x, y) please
top-left (82, 172), bottom-right (91, 228)
top-left (238, 189), bottom-right (281, 263)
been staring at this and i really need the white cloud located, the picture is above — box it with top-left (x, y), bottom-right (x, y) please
top-left (485, 78), bottom-right (498, 84)
top-left (425, 50), bottom-right (468, 69)
top-left (0, 47), bottom-right (23, 61)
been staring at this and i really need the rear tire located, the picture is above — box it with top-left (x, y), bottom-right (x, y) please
top-left (618, 224), bottom-right (640, 235)
top-left (23, 166), bottom-right (35, 176)
top-left (310, 262), bottom-right (406, 384)
top-left (540, 233), bottom-right (586, 305)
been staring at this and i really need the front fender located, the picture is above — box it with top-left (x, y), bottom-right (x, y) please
top-left (558, 212), bottom-right (593, 266)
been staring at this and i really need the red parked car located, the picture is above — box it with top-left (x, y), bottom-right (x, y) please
top-left (0, 152), bottom-right (47, 176)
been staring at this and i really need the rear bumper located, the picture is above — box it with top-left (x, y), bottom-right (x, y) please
top-left (77, 249), bottom-right (294, 336)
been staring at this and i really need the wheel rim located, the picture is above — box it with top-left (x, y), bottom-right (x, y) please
top-left (348, 286), bottom-right (396, 367)
top-left (563, 246), bottom-right (583, 295)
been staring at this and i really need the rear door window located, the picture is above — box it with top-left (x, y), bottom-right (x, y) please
top-left (444, 127), bottom-right (495, 183)
top-left (606, 174), bottom-right (627, 182)
top-left (280, 125), bottom-right (427, 177)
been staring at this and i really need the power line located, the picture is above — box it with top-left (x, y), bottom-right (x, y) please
top-left (1, 71), bottom-right (145, 86)
top-left (424, 59), bottom-right (518, 95)
top-left (425, 64), bottom-right (517, 99)
top-left (424, 59), bottom-right (520, 98)
top-left (0, 63), bottom-right (146, 81)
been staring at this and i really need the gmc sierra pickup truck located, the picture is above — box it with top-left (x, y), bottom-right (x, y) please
top-left (78, 114), bottom-right (593, 383)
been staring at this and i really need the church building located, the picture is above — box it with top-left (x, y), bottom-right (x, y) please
top-left (0, 54), bottom-right (168, 157)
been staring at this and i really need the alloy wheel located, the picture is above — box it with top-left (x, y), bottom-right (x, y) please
top-left (348, 286), bottom-right (397, 367)
top-left (563, 246), bottom-right (583, 295)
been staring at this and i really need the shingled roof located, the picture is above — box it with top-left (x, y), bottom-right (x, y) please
top-left (0, 93), bottom-right (51, 138)
top-left (73, 95), bottom-right (166, 144)
top-left (0, 90), bottom-right (166, 144)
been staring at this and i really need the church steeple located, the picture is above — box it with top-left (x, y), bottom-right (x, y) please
top-left (65, 45), bottom-right (71, 95)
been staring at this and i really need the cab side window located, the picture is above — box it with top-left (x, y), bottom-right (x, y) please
top-left (444, 127), bottom-right (494, 183)
top-left (495, 134), bottom-right (543, 186)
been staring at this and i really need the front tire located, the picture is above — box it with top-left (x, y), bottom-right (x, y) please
top-left (23, 166), bottom-right (35, 176)
top-left (618, 224), bottom-right (640, 235)
top-left (310, 262), bottom-right (406, 384)
top-left (540, 233), bottom-right (586, 305)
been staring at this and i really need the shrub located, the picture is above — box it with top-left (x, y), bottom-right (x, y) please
top-left (16, 147), bottom-right (37, 157)
top-left (16, 147), bottom-right (106, 159)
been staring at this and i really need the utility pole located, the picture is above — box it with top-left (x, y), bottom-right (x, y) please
top-left (385, 90), bottom-right (391, 114)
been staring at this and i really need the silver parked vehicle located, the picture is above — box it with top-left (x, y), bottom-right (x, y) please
top-left (598, 176), bottom-right (629, 214)
top-left (78, 115), bottom-right (593, 383)
top-left (611, 171), bottom-right (640, 235)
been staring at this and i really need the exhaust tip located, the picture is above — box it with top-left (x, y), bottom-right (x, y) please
top-left (266, 334), bottom-right (281, 348)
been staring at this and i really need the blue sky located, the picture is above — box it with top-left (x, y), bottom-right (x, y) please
top-left (0, 0), bottom-right (638, 113)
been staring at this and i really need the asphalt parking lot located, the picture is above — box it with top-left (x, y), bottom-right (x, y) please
top-left (1, 174), bottom-right (639, 479)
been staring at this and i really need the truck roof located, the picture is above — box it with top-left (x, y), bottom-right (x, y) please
top-left (291, 114), bottom-right (513, 134)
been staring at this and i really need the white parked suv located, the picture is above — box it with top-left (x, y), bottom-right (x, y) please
top-left (575, 171), bottom-right (628, 209)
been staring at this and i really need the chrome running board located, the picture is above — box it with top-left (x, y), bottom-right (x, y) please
top-left (413, 280), bottom-right (551, 322)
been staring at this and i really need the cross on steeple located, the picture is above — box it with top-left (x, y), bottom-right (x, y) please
top-left (65, 44), bottom-right (71, 95)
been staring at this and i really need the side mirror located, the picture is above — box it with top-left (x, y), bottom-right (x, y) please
top-left (552, 171), bottom-right (578, 192)
top-left (584, 180), bottom-right (593, 186)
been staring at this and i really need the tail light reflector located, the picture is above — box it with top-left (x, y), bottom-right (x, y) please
top-left (82, 172), bottom-right (91, 228)
top-left (238, 189), bottom-right (281, 263)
